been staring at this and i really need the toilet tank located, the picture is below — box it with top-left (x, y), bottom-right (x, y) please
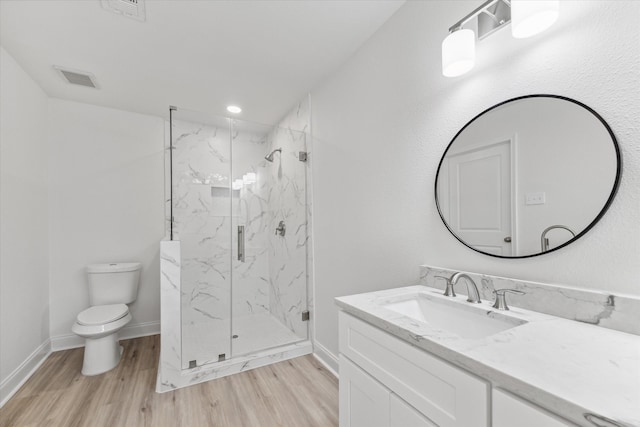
top-left (86, 262), bottom-right (142, 306)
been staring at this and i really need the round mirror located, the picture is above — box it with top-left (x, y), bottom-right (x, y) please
top-left (435, 95), bottom-right (621, 258)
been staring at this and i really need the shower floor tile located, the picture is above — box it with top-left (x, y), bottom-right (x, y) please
top-left (182, 312), bottom-right (304, 367)
top-left (233, 312), bottom-right (305, 356)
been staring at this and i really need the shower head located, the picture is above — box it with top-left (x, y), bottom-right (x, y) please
top-left (265, 148), bottom-right (282, 162)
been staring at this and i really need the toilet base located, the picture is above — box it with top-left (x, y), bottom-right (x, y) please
top-left (81, 333), bottom-right (124, 376)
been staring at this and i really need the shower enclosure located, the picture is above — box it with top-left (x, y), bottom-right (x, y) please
top-left (157, 106), bottom-right (311, 391)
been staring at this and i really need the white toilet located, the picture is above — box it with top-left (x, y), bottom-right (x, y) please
top-left (72, 262), bottom-right (141, 376)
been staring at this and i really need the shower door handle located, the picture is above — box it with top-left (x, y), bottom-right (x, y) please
top-left (237, 225), bottom-right (245, 262)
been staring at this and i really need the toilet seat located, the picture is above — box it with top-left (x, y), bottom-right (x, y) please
top-left (77, 304), bottom-right (128, 326)
top-left (72, 311), bottom-right (132, 338)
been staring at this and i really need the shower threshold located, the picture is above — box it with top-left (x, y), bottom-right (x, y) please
top-left (156, 338), bottom-right (312, 393)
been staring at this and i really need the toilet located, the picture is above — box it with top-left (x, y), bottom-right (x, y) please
top-left (72, 262), bottom-right (141, 376)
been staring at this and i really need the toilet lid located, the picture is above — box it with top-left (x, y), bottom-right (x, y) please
top-left (77, 304), bottom-right (128, 326)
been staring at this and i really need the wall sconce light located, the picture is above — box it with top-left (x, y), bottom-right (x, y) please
top-left (511, 0), bottom-right (559, 39)
top-left (442, 0), bottom-right (559, 77)
top-left (442, 28), bottom-right (476, 78)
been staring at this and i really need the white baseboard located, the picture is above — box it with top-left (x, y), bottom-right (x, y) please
top-left (51, 320), bottom-right (160, 351)
top-left (0, 339), bottom-right (51, 408)
top-left (313, 341), bottom-right (339, 378)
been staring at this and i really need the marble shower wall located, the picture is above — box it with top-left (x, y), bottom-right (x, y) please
top-left (166, 97), bottom-right (313, 367)
top-left (158, 240), bottom-right (313, 392)
top-left (230, 125), bottom-right (272, 321)
top-left (172, 119), bottom-right (233, 366)
top-left (265, 96), bottom-right (312, 340)
top-left (171, 117), bottom-right (271, 366)
top-left (264, 126), bottom-right (308, 338)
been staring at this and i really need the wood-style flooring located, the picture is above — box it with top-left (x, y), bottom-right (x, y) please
top-left (0, 335), bottom-right (338, 427)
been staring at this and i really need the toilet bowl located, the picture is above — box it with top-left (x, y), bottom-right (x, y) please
top-left (72, 304), bottom-right (132, 375)
top-left (72, 262), bottom-right (141, 376)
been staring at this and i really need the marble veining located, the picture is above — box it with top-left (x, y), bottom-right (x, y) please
top-left (159, 240), bottom-right (313, 391)
top-left (158, 97), bottom-right (314, 391)
top-left (159, 240), bottom-right (182, 386)
top-left (420, 265), bottom-right (640, 335)
top-left (272, 96), bottom-right (315, 344)
top-left (265, 124), bottom-right (309, 338)
top-left (336, 285), bottom-right (640, 427)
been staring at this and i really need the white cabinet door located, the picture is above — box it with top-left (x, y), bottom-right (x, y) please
top-left (390, 393), bottom-right (438, 427)
top-left (339, 312), bottom-right (489, 427)
top-left (339, 355), bottom-right (390, 427)
top-left (493, 388), bottom-right (577, 427)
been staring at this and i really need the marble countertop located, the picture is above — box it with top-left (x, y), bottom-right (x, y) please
top-left (336, 285), bottom-right (640, 427)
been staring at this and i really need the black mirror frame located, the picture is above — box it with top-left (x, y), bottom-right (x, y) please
top-left (434, 94), bottom-right (622, 259)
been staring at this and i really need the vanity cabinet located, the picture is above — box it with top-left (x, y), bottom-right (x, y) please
top-left (339, 312), bottom-right (489, 427)
top-left (390, 393), bottom-right (437, 427)
top-left (339, 355), bottom-right (436, 427)
top-left (339, 355), bottom-right (390, 427)
top-left (339, 311), bottom-right (579, 427)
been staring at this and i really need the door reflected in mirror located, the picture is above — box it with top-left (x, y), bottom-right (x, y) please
top-left (435, 95), bottom-right (621, 258)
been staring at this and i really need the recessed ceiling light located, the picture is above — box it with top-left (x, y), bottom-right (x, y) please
top-left (226, 105), bottom-right (242, 114)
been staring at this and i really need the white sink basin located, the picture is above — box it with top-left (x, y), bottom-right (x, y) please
top-left (382, 293), bottom-right (527, 340)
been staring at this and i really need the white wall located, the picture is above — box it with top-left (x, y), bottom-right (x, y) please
top-left (47, 99), bottom-right (165, 347)
top-left (311, 1), bottom-right (640, 364)
top-left (0, 47), bottom-right (50, 401)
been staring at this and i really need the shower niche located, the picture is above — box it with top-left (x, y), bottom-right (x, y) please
top-left (158, 106), bottom-right (311, 391)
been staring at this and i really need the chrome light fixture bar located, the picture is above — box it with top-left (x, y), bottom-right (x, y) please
top-left (442, 0), bottom-right (559, 78)
top-left (442, 0), bottom-right (511, 78)
top-left (448, 0), bottom-right (512, 39)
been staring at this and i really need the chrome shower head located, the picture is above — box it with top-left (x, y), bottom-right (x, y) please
top-left (265, 148), bottom-right (282, 162)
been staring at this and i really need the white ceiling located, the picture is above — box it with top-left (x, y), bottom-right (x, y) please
top-left (0, 0), bottom-right (404, 124)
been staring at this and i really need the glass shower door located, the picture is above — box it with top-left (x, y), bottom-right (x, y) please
top-left (172, 109), bottom-right (309, 369)
top-left (230, 120), bottom-right (309, 357)
top-left (172, 109), bottom-right (233, 368)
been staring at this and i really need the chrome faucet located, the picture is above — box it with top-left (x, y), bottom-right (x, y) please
top-left (540, 225), bottom-right (576, 251)
top-left (436, 272), bottom-right (482, 303)
top-left (492, 289), bottom-right (525, 310)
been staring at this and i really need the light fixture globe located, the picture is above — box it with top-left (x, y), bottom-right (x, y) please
top-left (442, 28), bottom-right (476, 77)
top-left (511, 0), bottom-right (559, 39)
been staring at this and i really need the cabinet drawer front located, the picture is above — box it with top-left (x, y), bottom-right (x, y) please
top-left (339, 312), bottom-right (489, 427)
top-left (493, 388), bottom-right (577, 427)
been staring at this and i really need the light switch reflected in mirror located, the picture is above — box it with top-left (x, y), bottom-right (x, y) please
top-left (435, 95), bottom-right (621, 258)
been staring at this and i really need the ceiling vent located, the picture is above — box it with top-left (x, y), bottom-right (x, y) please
top-left (101, 0), bottom-right (146, 22)
top-left (53, 66), bottom-right (99, 89)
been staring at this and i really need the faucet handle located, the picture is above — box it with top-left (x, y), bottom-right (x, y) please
top-left (435, 276), bottom-right (456, 297)
top-left (492, 289), bottom-right (525, 310)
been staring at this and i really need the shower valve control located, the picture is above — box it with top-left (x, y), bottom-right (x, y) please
top-left (275, 220), bottom-right (286, 237)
